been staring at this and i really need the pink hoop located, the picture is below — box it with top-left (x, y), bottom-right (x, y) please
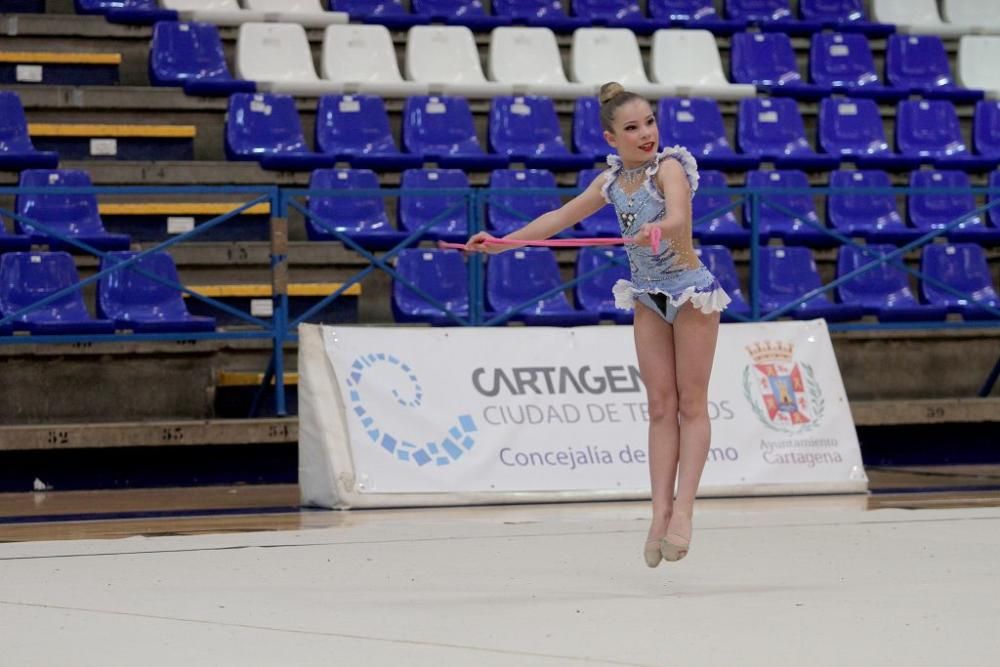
top-left (439, 226), bottom-right (661, 253)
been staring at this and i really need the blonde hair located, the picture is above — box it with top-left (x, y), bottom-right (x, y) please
top-left (598, 81), bottom-right (645, 132)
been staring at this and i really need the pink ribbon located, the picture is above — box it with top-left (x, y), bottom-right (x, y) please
top-left (439, 226), bottom-right (662, 254)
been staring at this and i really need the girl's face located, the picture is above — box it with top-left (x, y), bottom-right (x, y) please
top-left (603, 99), bottom-right (659, 165)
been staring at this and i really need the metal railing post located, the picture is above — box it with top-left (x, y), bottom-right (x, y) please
top-left (470, 188), bottom-right (484, 325)
top-left (750, 192), bottom-right (760, 321)
top-left (271, 187), bottom-right (289, 417)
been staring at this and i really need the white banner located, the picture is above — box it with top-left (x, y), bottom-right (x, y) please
top-left (299, 321), bottom-right (867, 509)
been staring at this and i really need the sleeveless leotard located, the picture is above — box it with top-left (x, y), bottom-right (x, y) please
top-left (602, 146), bottom-right (731, 321)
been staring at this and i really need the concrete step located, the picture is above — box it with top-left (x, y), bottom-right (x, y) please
top-left (0, 418), bottom-right (296, 452)
top-left (1, 398), bottom-right (997, 453)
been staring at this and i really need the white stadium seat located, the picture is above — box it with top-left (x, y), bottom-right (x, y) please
top-left (870, 0), bottom-right (974, 37)
top-left (957, 36), bottom-right (1000, 97)
top-left (236, 23), bottom-right (341, 95)
top-left (162, 0), bottom-right (268, 26)
top-left (405, 25), bottom-right (513, 97)
top-left (570, 28), bottom-right (674, 99)
top-left (322, 25), bottom-right (429, 97)
top-left (241, 0), bottom-right (348, 27)
top-left (650, 29), bottom-right (755, 100)
top-left (942, 0), bottom-right (1000, 33)
top-left (487, 27), bottom-right (595, 99)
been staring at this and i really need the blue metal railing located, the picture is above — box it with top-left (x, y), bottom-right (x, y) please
top-left (1, 183), bottom-right (998, 415)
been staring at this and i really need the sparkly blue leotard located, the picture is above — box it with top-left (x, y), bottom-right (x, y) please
top-left (603, 146), bottom-right (731, 323)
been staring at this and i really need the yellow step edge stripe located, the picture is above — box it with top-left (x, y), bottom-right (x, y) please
top-left (0, 51), bottom-right (122, 65)
top-left (186, 283), bottom-right (362, 298)
top-left (217, 371), bottom-right (299, 387)
top-left (28, 123), bottom-right (197, 138)
top-left (99, 202), bottom-right (272, 216)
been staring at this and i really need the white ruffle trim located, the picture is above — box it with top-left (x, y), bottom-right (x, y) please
top-left (601, 146), bottom-right (700, 204)
top-left (649, 145), bottom-right (699, 199)
top-left (612, 279), bottom-right (731, 315)
top-left (600, 153), bottom-right (622, 204)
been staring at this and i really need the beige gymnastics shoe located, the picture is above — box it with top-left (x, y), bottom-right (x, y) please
top-left (644, 540), bottom-right (663, 568)
top-left (660, 534), bottom-right (690, 562)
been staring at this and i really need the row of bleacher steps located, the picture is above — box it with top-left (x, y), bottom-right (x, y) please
top-left (7, 165), bottom-right (1000, 249)
top-left (1, 396), bottom-right (998, 491)
top-left (6, 14), bottom-right (999, 183)
top-left (56, 0), bottom-right (1000, 39)
top-left (1, 308), bottom-right (997, 421)
top-left (4, 93), bottom-right (998, 187)
top-left (1, 165), bottom-right (998, 329)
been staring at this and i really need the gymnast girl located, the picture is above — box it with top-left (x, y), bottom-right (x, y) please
top-left (466, 82), bottom-right (731, 566)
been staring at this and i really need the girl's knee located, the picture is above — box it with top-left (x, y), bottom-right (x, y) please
top-left (677, 392), bottom-right (708, 423)
top-left (647, 389), bottom-right (678, 422)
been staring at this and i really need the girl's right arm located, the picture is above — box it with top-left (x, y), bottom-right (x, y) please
top-left (465, 174), bottom-right (609, 254)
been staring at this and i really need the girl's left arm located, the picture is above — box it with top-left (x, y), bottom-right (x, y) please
top-left (632, 159), bottom-right (692, 247)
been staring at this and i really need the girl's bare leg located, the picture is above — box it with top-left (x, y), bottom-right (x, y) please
top-left (666, 303), bottom-right (721, 546)
top-left (632, 301), bottom-right (680, 543)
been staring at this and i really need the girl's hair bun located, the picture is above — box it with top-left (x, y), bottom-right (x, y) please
top-left (597, 82), bottom-right (644, 131)
top-left (598, 81), bottom-right (626, 106)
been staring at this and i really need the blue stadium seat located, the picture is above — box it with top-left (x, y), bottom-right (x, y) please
top-left (973, 100), bottom-right (1000, 161)
top-left (410, 0), bottom-right (511, 30)
top-left (989, 170), bottom-right (1000, 231)
top-left (658, 98), bottom-right (760, 170)
top-left (817, 97), bottom-right (920, 171)
top-left (726, 0), bottom-right (789, 21)
top-left (15, 169), bottom-right (130, 252)
top-left (391, 248), bottom-right (470, 324)
top-left (694, 245), bottom-right (751, 321)
top-left (492, 0), bottom-right (589, 32)
top-left (316, 95), bottom-right (422, 171)
top-left (0, 251), bottom-right (115, 334)
top-left (398, 168), bottom-right (470, 243)
top-left (328, 0), bottom-right (430, 29)
top-left (757, 246), bottom-right (863, 321)
top-left (827, 170), bottom-right (921, 244)
top-left (692, 170), bottom-right (749, 247)
top-left (737, 98), bottom-right (839, 170)
top-left (149, 22), bottom-right (256, 97)
top-left (574, 246), bottom-right (632, 323)
top-left (305, 168), bottom-right (408, 250)
top-left (745, 170), bottom-right (834, 246)
top-left (649, 0), bottom-right (746, 34)
top-left (403, 96), bottom-right (508, 170)
top-left (98, 251), bottom-right (216, 333)
top-left (921, 243), bottom-right (1000, 321)
top-left (570, 0), bottom-right (669, 34)
top-left (75, 0), bottom-right (177, 24)
top-left (487, 247), bottom-right (600, 325)
top-left (885, 35), bottom-right (983, 104)
top-left (575, 168), bottom-right (618, 236)
top-left (908, 170), bottom-right (1000, 244)
top-left (836, 244), bottom-right (947, 322)
top-left (489, 96), bottom-right (593, 171)
top-left (896, 100), bottom-right (999, 172)
top-left (573, 97), bottom-right (612, 162)
top-left (0, 224), bottom-right (31, 254)
top-left (810, 32), bottom-right (907, 102)
top-left (225, 93), bottom-right (337, 171)
top-left (798, 0), bottom-right (893, 36)
top-left (730, 32), bottom-right (832, 100)
top-left (725, 0), bottom-right (822, 34)
top-left (486, 169), bottom-right (561, 236)
top-left (0, 92), bottom-right (58, 171)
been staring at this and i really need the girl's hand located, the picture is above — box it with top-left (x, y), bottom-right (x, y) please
top-left (465, 231), bottom-right (504, 254)
top-left (632, 223), bottom-right (662, 250)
